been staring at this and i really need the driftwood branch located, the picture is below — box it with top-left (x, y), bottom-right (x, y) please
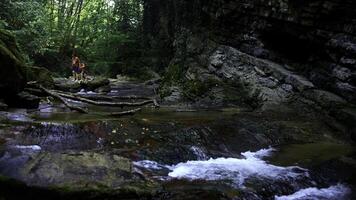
top-left (51, 90), bottom-right (151, 101)
top-left (27, 83), bottom-right (158, 117)
top-left (55, 91), bottom-right (159, 107)
top-left (109, 108), bottom-right (142, 116)
top-left (39, 86), bottom-right (88, 113)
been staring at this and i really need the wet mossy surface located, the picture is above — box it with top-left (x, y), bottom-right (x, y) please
top-left (0, 29), bottom-right (27, 97)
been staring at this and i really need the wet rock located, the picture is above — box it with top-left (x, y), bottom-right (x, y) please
top-left (332, 65), bottom-right (352, 81)
top-left (19, 123), bottom-right (102, 152)
top-left (7, 91), bottom-right (40, 109)
top-left (26, 66), bottom-right (54, 88)
top-left (54, 77), bottom-right (110, 92)
top-left (0, 100), bottom-right (7, 111)
top-left (202, 46), bottom-right (305, 105)
top-left (303, 89), bottom-right (347, 109)
top-left (20, 152), bottom-right (132, 188)
top-left (333, 82), bottom-right (356, 102)
top-left (244, 176), bottom-right (313, 199)
top-left (53, 78), bottom-right (81, 91)
top-left (331, 107), bottom-right (356, 140)
top-left (85, 77), bottom-right (110, 91)
top-left (0, 29), bottom-right (27, 99)
top-left (144, 0), bottom-right (356, 107)
top-left (0, 110), bottom-right (33, 122)
top-left (95, 85), bottom-right (111, 93)
top-left (310, 155), bottom-right (356, 188)
top-left (162, 86), bottom-right (183, 104)
top-left (340, 57), bottom-right (356, 69)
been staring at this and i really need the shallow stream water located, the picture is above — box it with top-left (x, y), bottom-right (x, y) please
top-left (0, 103), bottom-right (355, 200)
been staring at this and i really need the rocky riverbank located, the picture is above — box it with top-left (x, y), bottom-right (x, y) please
top-left (142, 0), bottom-right (356, 142)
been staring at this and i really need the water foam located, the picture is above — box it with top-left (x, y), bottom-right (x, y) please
top-left (167, 148), bottom-right (307, 186)
top-left (134, 160), bottom-right (166, 170)
top-left (190, 146), bottom-right (208, 160)
top-left (13, 145), bottom-right (42, 151)
top-left (275, 184), bottom-right (351, 200)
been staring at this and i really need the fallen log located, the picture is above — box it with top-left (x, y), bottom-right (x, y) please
top-left (55, 91), bottom-right (159, 108)
top-left (39, 86), bottom-right (88, 113)
top-left (52, 90), bottom-right (152, 101)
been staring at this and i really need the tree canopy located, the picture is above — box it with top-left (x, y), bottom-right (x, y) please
top-left (0, 0), bottom-right (145, 77)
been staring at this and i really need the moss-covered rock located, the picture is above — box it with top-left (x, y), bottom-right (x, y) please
top-left (0, 29), bottom-right (27, 98)
top-left (26, 66), bottom-right (54, 88)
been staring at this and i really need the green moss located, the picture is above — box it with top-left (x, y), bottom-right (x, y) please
top-left (158, 85), bottom-right (173, 98)
top-left (222, 78), bottom-right (262, 108)
top-left (26, 66), bottom-right (54, 88)
top-left (183, 79), bottom-right (208, 98)
top-left (0, 29), bottom-right (28, 96)
top-left (162, 64), bottom-right (184, 85)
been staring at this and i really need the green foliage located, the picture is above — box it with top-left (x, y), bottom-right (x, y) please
top-left (162, 64), bottom-right (185, 85)
top-left (0, 0), bottom-right (145, 78)
top-left (183, 79), bottom-right (208, 98)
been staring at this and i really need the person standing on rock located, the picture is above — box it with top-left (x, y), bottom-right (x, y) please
top-left (79, 62), bottom-right (86, 81)
top-left (71, 54), bottom-right (81, 81)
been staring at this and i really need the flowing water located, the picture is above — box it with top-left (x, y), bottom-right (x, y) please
top-left (0, 102), bottom-right (355, 199)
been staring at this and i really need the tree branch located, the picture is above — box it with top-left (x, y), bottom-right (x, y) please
top-left (109, 108), bottom-right (142, 116)
top-left (39, 86), bottom-right (88, 113)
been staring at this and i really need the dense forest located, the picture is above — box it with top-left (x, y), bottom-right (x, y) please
top-left (0, 0), bottom-right (356, 200)
top-left (0, 0), bottom-right (146, 78)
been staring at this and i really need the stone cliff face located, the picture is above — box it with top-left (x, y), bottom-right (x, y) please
top-left (143, 0), bottom-right (356, 138)
top-left (143, 0), bottom-right (356, 104)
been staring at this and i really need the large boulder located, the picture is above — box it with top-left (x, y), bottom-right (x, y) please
top-left (26, 66), bottom-right (54, 88)
top-left (0, 29), bottom-right (27, 98)
top-left (0, 29), bottom-right (54, 108)
top-left (54, 77), bottom-right (110, 92)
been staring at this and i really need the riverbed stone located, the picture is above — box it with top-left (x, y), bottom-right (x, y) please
top-left (332, 65), bottom-right (352, 81)
top-left (303, 89), bottom-right (347, 109)
top-left (20, 151), bottom-right (133, 188)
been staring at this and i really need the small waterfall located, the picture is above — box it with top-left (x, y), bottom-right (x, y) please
top-left (168, 147), bottom-right (309, 187)
top-left (275, 184), bottom-right (351, 200)
top-left (133, 148), bottom-right (352, 200)
top-left (189, 146), bottom-right (208, 160)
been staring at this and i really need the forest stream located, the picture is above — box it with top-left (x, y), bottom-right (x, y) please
top-left (0, 79), bottom-right (355, 200)
top-left (1, 0), bottom-right (356, 199)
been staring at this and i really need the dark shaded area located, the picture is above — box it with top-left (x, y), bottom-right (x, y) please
top-left (0, 176), bottom-right (150, 200)
top-left (143, 0), bottom-right (356, 102)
